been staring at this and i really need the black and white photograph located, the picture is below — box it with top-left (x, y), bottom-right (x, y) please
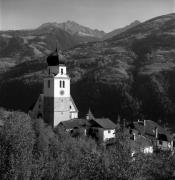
top-left (0, 0), bottom-right (175, 179)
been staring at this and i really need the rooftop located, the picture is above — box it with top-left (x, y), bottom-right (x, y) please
top-left (130, 120), bottom-right (172, 141)
top-left (90, 118), bottom-right (116, 129)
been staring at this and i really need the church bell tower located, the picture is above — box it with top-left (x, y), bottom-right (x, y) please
top-left (43, 49), bottom-right (70, 127)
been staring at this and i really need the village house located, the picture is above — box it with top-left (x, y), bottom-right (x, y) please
top-left (58, 109), bottom-right (117, 143)
top-left (127, 119), bottom-right (173, 154)
top-left (87, 117), bottom-right (117, 142)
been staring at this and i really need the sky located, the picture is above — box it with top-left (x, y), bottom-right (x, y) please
top-left (0, 0), bottom-right (175, 32)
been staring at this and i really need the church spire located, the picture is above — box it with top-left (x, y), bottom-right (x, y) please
top-left (46, 48), bottom-right (65, 66)
top-left (86, 108), bottom-right (95, 120)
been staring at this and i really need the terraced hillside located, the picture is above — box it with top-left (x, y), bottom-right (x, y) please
top-left (0, 13), bottom-right (175, 128)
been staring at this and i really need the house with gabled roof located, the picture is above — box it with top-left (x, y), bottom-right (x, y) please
top-left (127, 119), bottom-right (173, 154)
top-left (87, 117), bottom-right (117, 142)
top-left (58, 109), bottom-right (117, 143)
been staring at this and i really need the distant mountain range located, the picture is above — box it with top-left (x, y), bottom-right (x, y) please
top-left (38, 20), bottom-right (105, 38)
top-left (0, 20), bottom-right (140, 72)
top-left (1, 14), bottom-right (175, 130)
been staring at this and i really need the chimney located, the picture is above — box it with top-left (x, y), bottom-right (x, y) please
top-left (144, 120), bottom-right (146, 126)
top-left (155, 127), bottom-right (158, 139)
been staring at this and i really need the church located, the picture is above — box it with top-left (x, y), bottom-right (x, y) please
top-left (30, 49), bottom-right (116, 143)
top-left (30, 49), bottom-right (78, 127)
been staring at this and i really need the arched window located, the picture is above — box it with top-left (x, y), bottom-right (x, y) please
top-left (61, 68), bottom-right (63, 75)
top-left (63, 81), bottom-right (65, 88)
top-left (60, 80), bottom-right (62, 88)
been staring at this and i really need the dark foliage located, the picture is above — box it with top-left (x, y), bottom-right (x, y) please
top-left (0, 109), bottom-right (175, 179)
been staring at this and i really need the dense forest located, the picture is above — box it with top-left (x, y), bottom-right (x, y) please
top-left (0, 108), bottom-right (175, 180)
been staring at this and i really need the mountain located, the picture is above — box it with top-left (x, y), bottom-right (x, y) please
top-left (0, 27), bottom-right (80, 72)
top-left (103, 20), bottom-right (141, 40)
top-left (0, 21), bottom-right (105, 72)
top-left (38, 20), bottom-right (106, 39)
top-left (0, 13), bottom-right (175, 129)
top-left (0, 20), bottom-right (141, 73)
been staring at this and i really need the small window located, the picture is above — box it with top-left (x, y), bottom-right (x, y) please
top-left (60, 80), bottom-right (62, 88)
top-left (61, 68), bottom-right (63, 75)
top-left (63, 81), bottom-right (65, 88)
top-left (48, 80), bottom-right (50, 88)
top-left (108, 130), bottom-right (111, 133)
top-left (70, 105), bottom-right (71, 109)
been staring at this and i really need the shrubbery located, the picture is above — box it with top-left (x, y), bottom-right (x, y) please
top-left (0, 109), bottom-right (175, 179)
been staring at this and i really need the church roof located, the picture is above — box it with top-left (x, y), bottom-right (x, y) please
top-left (47, 49), bottom-right (65, 66)
top-left (86, 108), bottom-right (95, 120)
top-left (28, 94), bottom-right (44, 111)
top-left (70, 95), bottom-right (78, 112)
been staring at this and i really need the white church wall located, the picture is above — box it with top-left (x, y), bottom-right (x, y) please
top-left (54, 111), bottom-right (70, 127)
top-left (59, 66), bottom-right (67, 75)
top-left (54, 78), bottom-right (70, 97)
top-left (32, 94), bottom-right (44, 118)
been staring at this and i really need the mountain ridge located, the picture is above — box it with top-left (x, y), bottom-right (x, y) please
top-left (37, 20), bottom-right (106, 38)
top-left (103, 20), bottom-right (141, 40)
top-left (0, 13), bottom-right (175, 129)
top-left (0, 19), bottom-right (141, 72)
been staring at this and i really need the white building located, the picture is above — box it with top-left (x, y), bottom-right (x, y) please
top-left (86, 110), bottom-right (116, 143)
top-left (30, 49), bottom-right (78, 127)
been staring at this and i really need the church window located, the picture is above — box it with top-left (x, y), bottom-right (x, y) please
top-left (63, 81), bottom-right (65, 88)
top-left (61, 68), bottom-right (63, 75)
top-left (48, 80), bottom-right (50, 88)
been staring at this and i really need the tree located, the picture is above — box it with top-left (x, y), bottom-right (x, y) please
top-left (0, 110), bottom-right (35, 180)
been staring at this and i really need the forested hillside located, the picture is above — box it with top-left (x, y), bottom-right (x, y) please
top-left (0, 13), bottom-right (175, 128)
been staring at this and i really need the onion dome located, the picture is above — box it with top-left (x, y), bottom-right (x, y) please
top-left (47, 49), bottom-right (65, 66)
